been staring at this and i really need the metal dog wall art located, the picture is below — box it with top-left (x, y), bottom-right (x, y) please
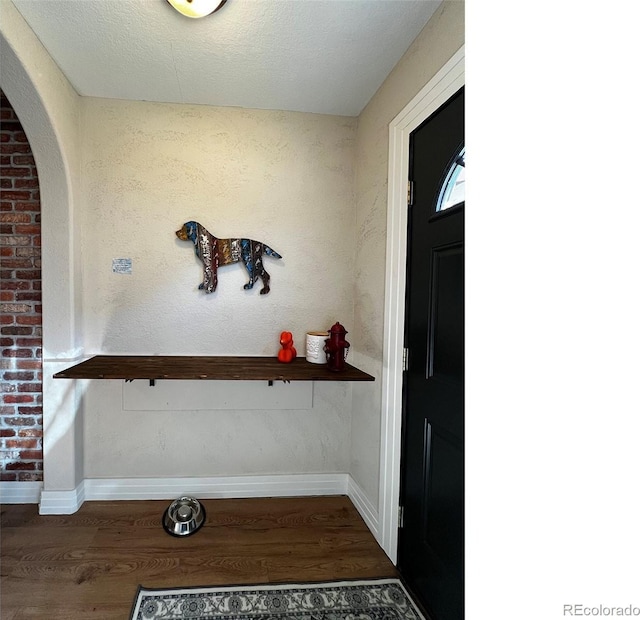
top-left (175, 221), bottom-right (282, 295)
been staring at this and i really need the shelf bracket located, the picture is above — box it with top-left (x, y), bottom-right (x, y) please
top-left (149, 379), bottom-right (155, 387)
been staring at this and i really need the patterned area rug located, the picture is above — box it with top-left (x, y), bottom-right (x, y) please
top-left (130, 578), bottom-right (425, 619)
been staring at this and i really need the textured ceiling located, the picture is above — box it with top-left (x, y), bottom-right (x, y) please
top-left (11, 0), bottom-right (441, 117)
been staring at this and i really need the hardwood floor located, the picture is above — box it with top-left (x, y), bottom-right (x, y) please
top-left (0, 495), bottom-right (397, 619)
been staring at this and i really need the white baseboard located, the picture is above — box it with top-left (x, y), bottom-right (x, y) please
top-left (82, 473), bottom-right (349, 501)
top-left (347, 476), bottom-right (379, 539)
top-left (35, 473), bottom-right (380, 547)
top-left (39, 480), bottom-right (85, 514)
top-left (0, 481), bottom-right (43, 504)
top-left (37, 473), bottom-right (351, 513)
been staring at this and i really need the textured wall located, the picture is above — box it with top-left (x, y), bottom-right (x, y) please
top-left (0, 90), bottom-right (43, 481)
top-left (350, 0), bottom-right (465, 504)
top-left (79, 98), bottom-right (358, 478)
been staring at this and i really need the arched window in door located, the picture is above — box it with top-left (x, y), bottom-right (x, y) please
top-left (436, 146), bottom-right (465, 212)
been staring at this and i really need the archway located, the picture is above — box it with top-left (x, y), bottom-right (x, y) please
top-left (1, 3), bottom-right (84, 506)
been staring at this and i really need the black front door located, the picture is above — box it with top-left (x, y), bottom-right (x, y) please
top-left (399, 87), bottom-right (464, 620)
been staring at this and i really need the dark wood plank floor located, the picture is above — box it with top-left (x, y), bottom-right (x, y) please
top-left (0, 495), bottom-right (397, 619)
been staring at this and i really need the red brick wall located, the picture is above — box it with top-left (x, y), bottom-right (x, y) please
top-left (1, 89), bottom-right (43, 482)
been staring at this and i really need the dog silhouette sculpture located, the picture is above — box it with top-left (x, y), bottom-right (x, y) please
top-left (176, 221), bottom-right (282, 294)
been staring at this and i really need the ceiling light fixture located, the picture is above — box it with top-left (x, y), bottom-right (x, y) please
top-left (166, 0), bottom-right (227, 19)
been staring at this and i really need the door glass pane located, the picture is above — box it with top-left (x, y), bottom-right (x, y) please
top-left (436, 146), bottom-right (465, 211)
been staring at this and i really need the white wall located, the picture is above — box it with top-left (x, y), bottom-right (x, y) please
top-left (350, 0), bottom-right (465, 505)
top-left (79, 98), bottom-right (358, 478)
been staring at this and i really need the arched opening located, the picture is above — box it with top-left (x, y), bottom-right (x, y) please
top-left (0, 89), bottom-right (43, 483)
top-left (1, 9), bottom-right (84, 506)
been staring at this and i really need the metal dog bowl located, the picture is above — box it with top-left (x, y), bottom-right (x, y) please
top-left (162, 496), bottom-right (206, 537)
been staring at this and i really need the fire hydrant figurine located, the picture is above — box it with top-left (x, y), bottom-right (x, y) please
top-left (278, 331), bottom-right (297, 363)
top-left (324, 322), bottom-right (350, 372)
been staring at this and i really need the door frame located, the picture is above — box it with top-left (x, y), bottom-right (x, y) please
top-left (379, 46), bottom-right (465, 563)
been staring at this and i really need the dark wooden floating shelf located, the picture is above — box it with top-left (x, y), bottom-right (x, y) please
top-left (53, 355), bottom-right (375, 383)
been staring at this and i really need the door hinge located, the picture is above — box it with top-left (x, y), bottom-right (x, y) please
top-left (407, 180), bottom-right (414, 207)
top-left (398, 505), bottom-right (404, 529)
top-left (402, 347), bottom-right (409, 372)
